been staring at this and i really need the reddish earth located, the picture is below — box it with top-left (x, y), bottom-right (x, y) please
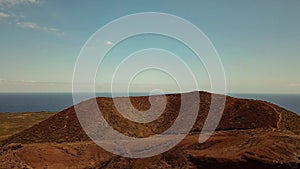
top-left (0, 91), bottom-right (299, 168)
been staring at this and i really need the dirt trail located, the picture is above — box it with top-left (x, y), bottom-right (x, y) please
top-left (263, 102), bottom-right (282, 130)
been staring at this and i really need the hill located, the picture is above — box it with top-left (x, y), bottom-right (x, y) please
top-left (0, 91), bottom-right (299, 168)
top-left (1, 91), bottom-right (299, 145)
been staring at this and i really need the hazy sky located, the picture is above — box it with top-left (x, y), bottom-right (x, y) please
top-left (0, 0), bottom-right (299, 93)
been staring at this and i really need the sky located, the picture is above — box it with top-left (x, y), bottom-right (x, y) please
top-left (0, 0), bottom-right (299, 93)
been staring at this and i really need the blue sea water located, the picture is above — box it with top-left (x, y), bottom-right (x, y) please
top-left (0, 93), bottom-right (147, 113)
top-left (0, 93), bottom-right (299, 115)
top-left (230, 93), bottom-right (300, 115)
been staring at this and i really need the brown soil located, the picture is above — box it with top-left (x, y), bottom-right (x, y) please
top-left (1, 130), bottom-right (299, 169)
top-left (0, 91), bottom-right (299, 168)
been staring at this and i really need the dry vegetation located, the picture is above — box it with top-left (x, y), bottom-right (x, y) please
top-left (0, 112), bottom-right (56, 141)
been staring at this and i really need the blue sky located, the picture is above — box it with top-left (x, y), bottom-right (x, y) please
top-left (0, 0), bottom-right (299, 93)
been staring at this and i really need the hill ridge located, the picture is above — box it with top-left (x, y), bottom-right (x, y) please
top-left (1, 91), bottom-right (299, 146)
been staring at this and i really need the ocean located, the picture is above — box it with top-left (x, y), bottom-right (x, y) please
top-left (0, 93), bottom-right (299, 115)
top-left (230, 93), bottom-right (300, 115)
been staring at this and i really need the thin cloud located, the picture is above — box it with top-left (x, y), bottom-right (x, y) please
top-left (16, 21), bottom-right (63, 35)
top-left (106, 40), bottom-right (114, 45)
top-left (0, 79), bottom-right (70, 86)
top-left (0, 1), bottom-right (62, 36)
top-left (288, 83), bottom-right (300, 87)
top-left (0, 0), bottom-right (40, 7)
top-left (0, 11), bottom-right (9, 17)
